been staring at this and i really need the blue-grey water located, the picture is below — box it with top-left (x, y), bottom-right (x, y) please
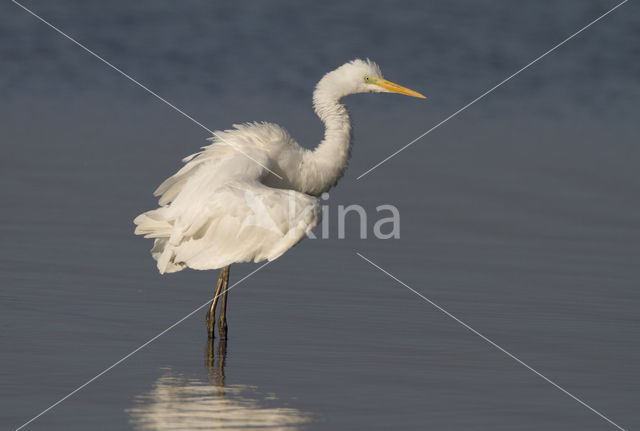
top-left (1, 0), bottom-right (639, 430)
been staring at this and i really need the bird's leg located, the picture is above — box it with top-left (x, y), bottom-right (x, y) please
top-left (206, 269), bottom-right (226, 339)
top-left (217, 265), bottom-right (231, 339)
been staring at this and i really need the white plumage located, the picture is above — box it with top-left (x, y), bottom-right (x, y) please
top-left (134, 123), bottom-right (319, 273)
top-left (134, 59), bottom-right (424, 275)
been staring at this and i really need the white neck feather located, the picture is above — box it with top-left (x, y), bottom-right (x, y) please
top-left (296, 75), bottom-right (352, 196)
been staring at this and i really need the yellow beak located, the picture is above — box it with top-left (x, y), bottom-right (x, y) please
top-left (374, 79), bottom-right (426, 98)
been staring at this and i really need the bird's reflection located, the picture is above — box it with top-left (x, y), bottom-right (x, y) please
top-left (128, 338), bottom-right (312, 430)
top-left (205, 337), bottom-right (226, 387)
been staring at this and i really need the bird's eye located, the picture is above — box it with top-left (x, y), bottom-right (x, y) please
top-left (364, 75), bottom-right (370, 83)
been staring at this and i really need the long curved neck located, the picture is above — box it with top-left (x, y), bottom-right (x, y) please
top-left (298, 78), bottom-right (352, 196)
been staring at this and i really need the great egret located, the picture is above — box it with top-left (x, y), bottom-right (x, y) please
top-left (134, 59), bottom-right (424, 339)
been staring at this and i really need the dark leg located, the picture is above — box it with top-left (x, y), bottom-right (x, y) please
top-left (205, 337), bottom-right (227, 387)
top-left (206, 268), bottom-right (226, 339)
top-left (217, 265), bottom-right (231, 339)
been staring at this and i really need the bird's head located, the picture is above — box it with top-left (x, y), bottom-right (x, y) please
top-left (319, 58), bottom-right (425, 100)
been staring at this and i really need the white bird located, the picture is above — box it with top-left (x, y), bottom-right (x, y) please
top-left (134, 59), bottom-right (424, 339)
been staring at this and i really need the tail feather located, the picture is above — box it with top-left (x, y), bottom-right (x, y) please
top-left (133, 209), bottom-right (173, 238)
top-left (134, 208), bottom-right (185, 273)
top-left (151, 238), bottom-right (185, 274)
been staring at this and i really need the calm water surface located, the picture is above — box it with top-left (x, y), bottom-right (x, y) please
top-left (1, 1), bottom-right (638, 430)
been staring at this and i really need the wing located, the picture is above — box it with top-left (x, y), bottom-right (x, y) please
top-left (134, 124), bottom-right (318, 274)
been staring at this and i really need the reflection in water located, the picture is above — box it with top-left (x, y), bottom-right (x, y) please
top-left (128, 339), bottom-right (313, 430)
